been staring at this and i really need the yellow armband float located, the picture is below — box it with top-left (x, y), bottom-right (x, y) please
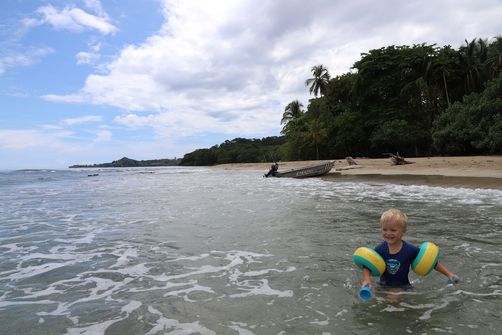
top-left (353, 247), bottom-right (386, 277)
top-left (412, 242), bottom-right (440, 276)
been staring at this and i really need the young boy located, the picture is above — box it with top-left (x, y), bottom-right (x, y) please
top-left (361, 208), bottom-right (459, 289)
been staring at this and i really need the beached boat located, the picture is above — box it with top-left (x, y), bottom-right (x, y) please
top-left (264, 160), bottom-right (335, 178)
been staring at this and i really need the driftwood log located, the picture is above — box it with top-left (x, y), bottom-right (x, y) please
top-left (346, 156), bottom-right (358, 165)
top-left (383, 152), bottom-right (414, 165)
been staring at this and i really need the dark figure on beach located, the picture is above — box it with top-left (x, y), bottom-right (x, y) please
top-left (264, 162), bottom-right (279, 177)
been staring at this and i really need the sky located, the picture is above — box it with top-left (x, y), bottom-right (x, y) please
top-left (1, 0), bottom-right (501, 169)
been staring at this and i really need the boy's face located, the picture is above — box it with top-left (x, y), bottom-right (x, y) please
top-left (381, 220), bottom-right (405, 245)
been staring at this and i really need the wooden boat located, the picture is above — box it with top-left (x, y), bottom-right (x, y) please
top-left (264, 160), bottom-right (335, 178)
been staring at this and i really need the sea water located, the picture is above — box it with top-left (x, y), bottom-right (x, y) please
top-left (0, 167), bottom-right (501, 334)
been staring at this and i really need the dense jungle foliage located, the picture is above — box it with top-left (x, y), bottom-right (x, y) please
top-left (181, 37), bottom-right (502, 165)
top-left (179, 137), bottom-right (285, 166)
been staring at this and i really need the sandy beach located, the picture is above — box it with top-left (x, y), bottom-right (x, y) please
top-left (213, 156), bottom-right (502, 189)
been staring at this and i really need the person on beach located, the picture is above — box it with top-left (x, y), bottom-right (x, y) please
top-left (264, 162), bottom-right (279, 177)
top-left (361, 208), bottom-right (459, 289)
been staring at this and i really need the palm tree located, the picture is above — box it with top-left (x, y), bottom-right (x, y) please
top-left (281, 100), bottom-right (304, 125)
top-left (305, 65), bottom-right (330, 97)
top-left (305, 119), bottom-right (327, 160)
top-left (459, 38), bottom-right (488, 94)
top-left (439, 65), bottom-right (451, 108)
top-left (487, 36), bottom-right (502, 80)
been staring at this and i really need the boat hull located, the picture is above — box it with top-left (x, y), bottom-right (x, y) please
top-left (268, 161), bottom-right (335, 178)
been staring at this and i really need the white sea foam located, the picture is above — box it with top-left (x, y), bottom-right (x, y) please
top-left (309, 308), bottom-right (330, 326)
top-left (8, 261), bottom-right (75, 280)
top-left (54, 231), bottom-right (96, 244)
top-left (0, 299), bottom-right (56, 309)
top-left (111, 247), bottom-right (138, 268)
top-left (146, 306), bottom-right (216, 335)
top-left (121, 300), bottom-right (142, 314)
top-left (229, 279), bottom-right (293, 298)
top-left (240, 266), bottom-right (296, 277)
top-left (65, 318), bottom-right (123, 335)
top-left (452, 289), bottom-right (502, 297)
top-left (0, 243), bottom-right (21, 253)
top-left (227, 323), bottom-right (256, 335)
top-left (163, 284), bottom-right (215, 301)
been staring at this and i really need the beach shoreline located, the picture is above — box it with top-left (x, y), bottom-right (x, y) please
top-left (213, 156), bottom-right (502, 190)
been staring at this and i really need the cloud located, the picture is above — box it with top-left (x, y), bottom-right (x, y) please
top-left (94, 130), bottom-right (112, 142)
top-left (25, 4), bottom-right (117, 35)
top-left (84, 0), bottom-right (107, 17)
top-left (0, 128), bottom-right (119, 169)
top-left (76, 43), bottom-right (101, 65)
top-left (0, 129), bottom-right (74, 150)
top-left (62, 115), bottom-right (103, 126)
top-left (42, 0), bottom-right (502, 141)
top-left (76, 50), bottom-right (99, 65)
top-left (0, 48), bottom-right (53, 76)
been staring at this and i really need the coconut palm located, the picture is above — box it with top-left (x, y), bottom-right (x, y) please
top-left (487, 36), bottom-right (502, 80)
top-left (281, 100), bottom-right (304, 125)
top-left (305, 64), bottom-right (331, 97)
top-left (459, 38), bottom-right (488, 94)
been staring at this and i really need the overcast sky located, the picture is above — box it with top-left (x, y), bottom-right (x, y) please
top-left (1, 0), bottom-right (501, 169)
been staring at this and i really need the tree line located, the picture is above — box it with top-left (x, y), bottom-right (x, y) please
top-left (70, 157), bottom-right (181, 168)
top-left (179, 137), bottom-right (285, 166)
top-left (180, 37), bottom-right (502, 165)
top-left (282, 37), bottom-right (502, 160)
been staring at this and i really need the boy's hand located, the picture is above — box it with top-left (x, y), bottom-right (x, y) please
top-left (361, 277), bottom-right (372, 288)
top-left (435, 262), bottom-right (459, 285)
top-left (447, 273), bottom-right (460, 285)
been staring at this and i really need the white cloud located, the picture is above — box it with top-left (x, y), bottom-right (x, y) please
top-left (84, 0), bottom-right (107, 17)
top-left (76, 43), bottom-right (101, 65)
top-left (0, 129), bottom-right (120, 169)
top-left (0, 48), bottom-right (53, 76)
top-left (0, 129), bottom-right (74, 150)
top-left (41, 0), bottom-right (502, 141)
top-left (94, 130), bottom-right (113, 142)
top-left (62, 115), bottom-right (103, 126)
top-left (76, 50), bottom-right (99, 65)
top-left (27, 4), bottom-right (117, 35)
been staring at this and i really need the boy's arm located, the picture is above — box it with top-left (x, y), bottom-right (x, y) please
top-left (362, 268), bottom-right (372, 288)
top-left (435, 262), bottom-right (459, 285)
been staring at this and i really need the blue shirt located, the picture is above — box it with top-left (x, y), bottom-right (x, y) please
top-left (374, 240), bottom-right (420, 287)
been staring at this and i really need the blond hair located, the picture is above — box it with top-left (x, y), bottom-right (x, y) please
top-left (380, 208), bottom-right (408, 232)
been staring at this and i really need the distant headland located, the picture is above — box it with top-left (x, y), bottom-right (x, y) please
top-left (69, 157), bottom-right (181, 168)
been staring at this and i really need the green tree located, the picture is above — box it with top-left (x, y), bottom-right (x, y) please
top-left (353, 45), bottom-right (437, 155)
top-left (281, 100), bottom-right (304, 127)
top-left (432, 76), bottom-right (502, 154)
top-left (487, 36), bottom-right (502, 80)
top-left (330, 111), bottom-right (367, 156)
top-left (459, 38), bottom-right (488, 94)
top-left (305, 64), bottom-right (331, 97)
top-left (305, 119), bottom-right (328, 160)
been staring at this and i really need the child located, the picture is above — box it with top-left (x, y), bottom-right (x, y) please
top-left (361, 208), bottom-right (459, 289)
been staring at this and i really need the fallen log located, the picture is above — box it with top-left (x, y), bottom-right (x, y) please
top-left (383, 152), bottom-right (414, 165)
top-left (346, 156), bottom-right (358, 165)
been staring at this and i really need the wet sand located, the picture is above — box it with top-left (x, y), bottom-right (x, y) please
top-left (213, 156), bottom-right (502, 190)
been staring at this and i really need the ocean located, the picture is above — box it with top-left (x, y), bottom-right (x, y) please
top-left (1, 167), bottom-right (501, 334)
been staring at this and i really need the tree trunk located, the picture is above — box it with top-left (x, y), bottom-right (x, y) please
top-left (442, 70), bottom-right (451, 108)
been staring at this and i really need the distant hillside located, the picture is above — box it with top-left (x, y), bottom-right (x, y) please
top-left (69, 157), bottom-right (181, 168)
top-left (179, 136), bottom-right (286, 166)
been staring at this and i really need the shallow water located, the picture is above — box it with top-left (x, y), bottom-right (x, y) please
top-left (1, 167), bottom-right (501, 334)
